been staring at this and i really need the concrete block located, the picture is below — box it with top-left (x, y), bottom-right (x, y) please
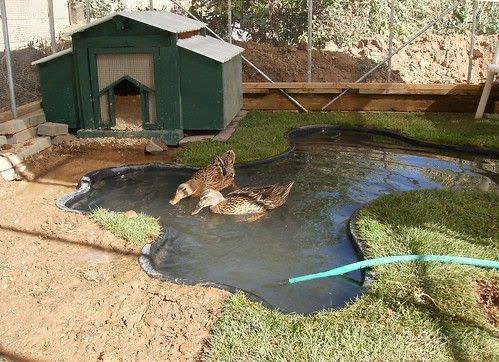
top-left (0, 118), bottom-right (30, 135)
top-left (0, 153), bottom-right (26, 181)
top-left (213, 111), bottom-right (247, 142)
top-left (27, 111), bottom-right (46, 127)
top-left (0, 135), bottom-right (7, 146)
top-left (17, 137), bottom-right (51, 160)
top-left (7, 127), bottom-right (38, 144)
top-left (178, 134), bottom-right (214, 145)
top-left (38, 122), bottom-right (69, 137)
top-left (51, 134), bottom-right (74, 145)
top-left (144, 138), bottom-right (167, 154)
top-left (0, 110), bottom-right (45, 135)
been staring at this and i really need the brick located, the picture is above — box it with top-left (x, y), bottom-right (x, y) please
top-left (7, 127), bottom-right (38, 144)
top-left (17, 137), bottom-right (51, 160)
top-left (0, 135), bottom-right (7, 146)
top-left (38, 122), bottom-right (68, 137)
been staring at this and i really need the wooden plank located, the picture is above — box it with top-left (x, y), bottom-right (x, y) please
top-left (242, 88), bottom-right (270, 94)
top-left (242, 82), bottom-right (498, 96)
top-left (0, 101), bottom-right (42, 123)
top-left (284, 88), bottom-right (342, 94)
top-left (243, 89), bottom-right (498, 113)
top-left (244, 82), bottom-right (349, 89)
top-left (357, 84), bottom-right (486, 96)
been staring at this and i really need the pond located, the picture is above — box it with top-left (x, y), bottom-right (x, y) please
top-left (62, 127), bottom-right (498, 314)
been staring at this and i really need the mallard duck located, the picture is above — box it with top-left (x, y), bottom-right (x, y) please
top-left (191, 182), bottom-right (294, 216)
top-left (169, 150), bottom-right (236, 205)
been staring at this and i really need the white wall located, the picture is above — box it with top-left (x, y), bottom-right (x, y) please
top-left (0, 0), bottom-right (71, 50)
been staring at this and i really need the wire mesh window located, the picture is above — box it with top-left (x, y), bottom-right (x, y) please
top-left (96, 53), bottom-right (155, 91)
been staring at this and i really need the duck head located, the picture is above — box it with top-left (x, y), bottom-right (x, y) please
top-left (169, 182), bottom-right (196, 205)
top-left (191, 189), bottom-right (226, 215)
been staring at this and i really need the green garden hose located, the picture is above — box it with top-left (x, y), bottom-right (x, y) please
top-left (288, 255), bottom-right (499, 284)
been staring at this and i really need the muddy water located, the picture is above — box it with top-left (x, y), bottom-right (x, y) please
top-left (66, 129), bottom-right (497, 314)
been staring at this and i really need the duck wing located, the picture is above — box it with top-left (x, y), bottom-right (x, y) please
top-left (228, 182), bottom-right (294, 210)
top-left (189, 156), bottom-right (234, 190)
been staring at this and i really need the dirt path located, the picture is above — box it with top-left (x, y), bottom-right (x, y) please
top-left (0, 139), bottom-right (228, 361)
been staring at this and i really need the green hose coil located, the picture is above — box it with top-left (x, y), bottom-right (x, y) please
top-left (289, 255), bottom-right (499, 284)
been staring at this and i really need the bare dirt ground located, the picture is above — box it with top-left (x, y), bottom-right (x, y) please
top-left (0, 139), bottom-right (229, 361)
top-left (240, 33), bottom-right (498, 83)
top-left (476, 279), bottom-right (499, 329)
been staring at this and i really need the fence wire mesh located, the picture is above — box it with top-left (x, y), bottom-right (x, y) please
top-left (1, 0), bottom-right (498, 113)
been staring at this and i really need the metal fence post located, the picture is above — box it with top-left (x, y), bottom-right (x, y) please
top-left (307, 0), bottom-right (312, 82)
top-left (48, 0), bottom-right (56, 53)
top-left (150, 0), bottom-right (154, 10)
top-left (227, 0), bottom-right (232, 43)
top-left (85, 0), bottom-right (90, 23)
top-left (387, 0), bottom-right (395, 82)
top-left (467, 0), bottom-right (479, 83)
top-left (0, 0), bottom-right (17, 117)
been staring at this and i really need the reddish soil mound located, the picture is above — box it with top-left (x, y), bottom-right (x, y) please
top-left (239, 33), bottom-right (498, 84)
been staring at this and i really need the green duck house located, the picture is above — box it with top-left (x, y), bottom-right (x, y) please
top-left (32, 11), bottom-right (244, 145)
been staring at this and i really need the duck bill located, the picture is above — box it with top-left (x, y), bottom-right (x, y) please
top-left (169, 193), bottom-right (182, 205)
top-left (191, 204), bottom-right (204, 215)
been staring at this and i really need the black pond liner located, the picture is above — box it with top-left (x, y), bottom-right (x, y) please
top-left (57, 125), bottom-right (498, 315)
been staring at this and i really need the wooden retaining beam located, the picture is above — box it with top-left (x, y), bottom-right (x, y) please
top-left (0, 101), bottom-right (42, 123)
top-left (242, 83), bottom-right (499, 112)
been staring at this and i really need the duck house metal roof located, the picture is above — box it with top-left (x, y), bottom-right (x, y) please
top-left (66, 11), bottom-right (205, 36)
top-left (177, 35), bottom-right (244, 63)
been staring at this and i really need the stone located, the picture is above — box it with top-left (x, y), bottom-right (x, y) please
top-left (37, 122), bottom-right (69, 137)
top-left (124, 210), bottom-right (138, 218)
top-left (473, 49), bottom-right (483, 59)
top-left (0, 153), bottom-right (26, 181)
top-left (144, 138), bottom-right (167, 154)
top-left (0, 136), bottom-right (7, 146)
top-left (7, 127), bottom-right (37, 144)
top-left (16, 137), bottom-right (51, 160)
top-left (371, 38), bottom-right (384, 51)
top-left (51, 134), bottom-right (75, 145)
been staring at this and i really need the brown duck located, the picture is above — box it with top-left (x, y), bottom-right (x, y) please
top-left (191, 182), bottom-right (294, 216)
top-left (169, 150), bottom-right (236, 205)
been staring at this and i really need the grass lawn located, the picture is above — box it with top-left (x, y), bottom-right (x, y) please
top-left (176, 112), bottom-right (498, 165)
top-left (90, 208), bottom-right (161, 245)
top-left (204, 190), bottom-right (499, 361)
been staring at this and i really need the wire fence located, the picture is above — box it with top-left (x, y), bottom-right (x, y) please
top-left (1, 0), bottom-right (498, 114)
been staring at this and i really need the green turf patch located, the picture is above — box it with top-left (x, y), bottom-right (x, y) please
top-left (90, 208), bottom-right (162, 245)
top-left (176, 112), bottom-right (498, 165)
top-left (204, 190), bottom-right (499, 361)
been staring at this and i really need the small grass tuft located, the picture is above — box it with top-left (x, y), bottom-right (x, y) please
top-left (90, 208), bottom-right (162, 245)
top-left (205, 190), bottom-right (499, 361)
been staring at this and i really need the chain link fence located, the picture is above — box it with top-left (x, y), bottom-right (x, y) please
top-left (1, 0), bottom-right (498, 114)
